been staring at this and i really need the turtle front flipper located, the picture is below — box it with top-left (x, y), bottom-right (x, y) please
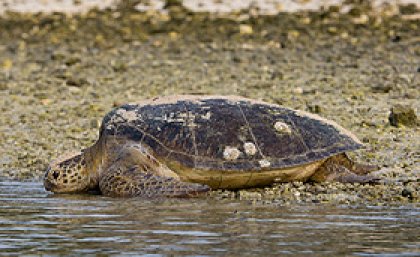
top-left (99, 165), bottom-right (210, 197)
top-left (99, 144), bottom-right (210, 197)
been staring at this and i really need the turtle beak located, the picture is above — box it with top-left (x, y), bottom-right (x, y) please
top-left (44, 179), bottom-right (53, 192)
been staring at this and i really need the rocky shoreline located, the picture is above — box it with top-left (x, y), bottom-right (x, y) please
top-left (0, 1), bottom-right (418, 204)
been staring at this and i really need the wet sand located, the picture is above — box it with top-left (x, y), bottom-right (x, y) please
top-left (0, 1), bottom-right (418, 204)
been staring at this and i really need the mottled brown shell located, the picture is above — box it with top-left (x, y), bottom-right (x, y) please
top-left (100, 95), bottom-right (363, 172)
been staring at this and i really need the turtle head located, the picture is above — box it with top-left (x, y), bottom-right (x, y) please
top-left (44, 151), bottom-right (94, 194)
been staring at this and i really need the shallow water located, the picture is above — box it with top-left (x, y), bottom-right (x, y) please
top-left (0, 182), bottom-right (418, 256)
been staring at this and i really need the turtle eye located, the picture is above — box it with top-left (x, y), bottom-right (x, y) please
top-left (52, 171), bottom-right (60, 179)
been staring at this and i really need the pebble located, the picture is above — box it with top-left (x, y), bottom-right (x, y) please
top-left (65, 56), bottom-right (81, 66)
top-left (111, 60), bottom-right (128, 72)
top-left (1, 59), bottom-right (13, 71)
top-left (292, 87), bottom-right (304, 94)
top-left (352, 14), bottom-right (369, 25)
top-left (239, 191), bottom-right (262, 200)
top-left (66, 77), bottom-right (89, 87)
top-left (401, 188), bottom-right (413, 199)
top-left (389, 104), bottom-right (418, 127)
top-left (307, 103), bottom-right (323, 114)
top-left (371, 83), bottom-right (393, 93)
top-left (0, 83), bottom-right (8, 90)
top-left (239, 24), bottom-right (253, 35)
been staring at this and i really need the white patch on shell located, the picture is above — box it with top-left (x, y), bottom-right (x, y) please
top-left (259, 159), bottom-right (271, 168)
top-left (155, 111), bottom-right (198, 128)
top-left (154, 112), bottom-right (183, 123)
top-left (243, 142), bottom-right (257, 156)
top-left (223, 146), bottom-right (242, 161)
top-left (107, 108), bottom-right (141, 129)
top-left (202, 112), bottom-right (211, 120)
top-left (116, 108), bottom-right (140, 122)
top-left (107, 109), bottom-right (141, 129)
top-left (274, 121), bottom-right (292, 134)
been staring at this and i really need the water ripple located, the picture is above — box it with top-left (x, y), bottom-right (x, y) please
top-left (0, 181), bottom-right (418, 256)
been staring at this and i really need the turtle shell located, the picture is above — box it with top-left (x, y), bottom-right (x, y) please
top-left (101, 95), bottom-right (363, 172)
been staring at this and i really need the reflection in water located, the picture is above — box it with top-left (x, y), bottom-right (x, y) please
top-left (0, 182), bottom-right (418, 256)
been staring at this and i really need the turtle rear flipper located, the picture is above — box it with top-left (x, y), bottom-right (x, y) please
top-left (99, 165), bottom-right (210, 197)
top-left (334, 153), bottom-right (379, 175)
top-left (310, 157), bottom-right (380, 184)
top-left (349, 163), bottom-right (379, 176)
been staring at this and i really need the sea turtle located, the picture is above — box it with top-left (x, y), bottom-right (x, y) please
top-left (44, 95), bottom-right (379, 197)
